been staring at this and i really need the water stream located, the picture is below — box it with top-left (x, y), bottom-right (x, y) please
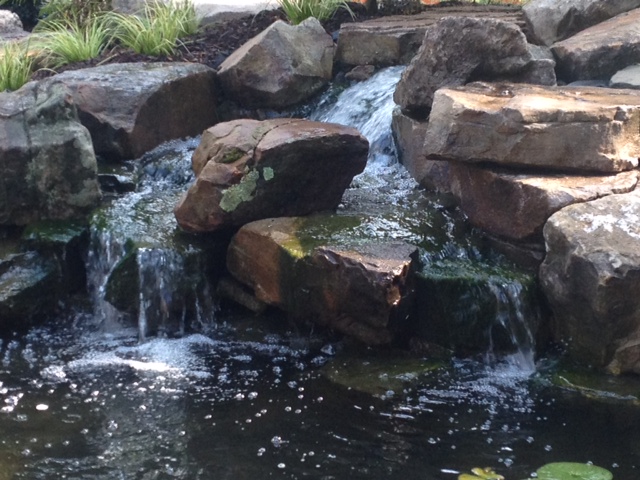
top-left (0, 69), bottom-right (639, 479)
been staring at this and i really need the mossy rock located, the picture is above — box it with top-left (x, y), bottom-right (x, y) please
top-left (551, 367), bottom-right (640, 405)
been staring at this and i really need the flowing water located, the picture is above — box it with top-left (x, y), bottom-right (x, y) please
top-left (1, 68), bottom-right (639, 479)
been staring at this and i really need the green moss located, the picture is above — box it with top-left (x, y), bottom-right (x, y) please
top-left (219, 170), bottom-right (260, 213)
top-left (220, 147), bottom-right (246, 164)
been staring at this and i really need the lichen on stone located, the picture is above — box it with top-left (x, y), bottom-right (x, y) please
top-left (263, 166), bottom-right (275, 181)
top-left (219, 169), bottom-right (260, 212)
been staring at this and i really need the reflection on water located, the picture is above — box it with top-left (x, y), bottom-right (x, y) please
top-left (0, 313), bottom-right (639, 479)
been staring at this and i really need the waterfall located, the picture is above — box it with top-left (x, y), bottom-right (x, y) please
top-left (86, 138), bottom-right (217, 340)
top-left (309, 67), bottom-right (538, 371)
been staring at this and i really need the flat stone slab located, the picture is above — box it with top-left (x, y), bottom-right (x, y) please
top-left (336, 5), bottom-right (525, 67)
top-left (540, 190), bottom-right (640, 374)
top-left (450, 163), bottom-right (639, 241)
top-left (552, 8), bottom-right (640, 82)
top-left (424, 82), bottom-right (640, 173)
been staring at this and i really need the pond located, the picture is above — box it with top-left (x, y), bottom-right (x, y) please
top-left (1, 67), bottom-right (639, 480)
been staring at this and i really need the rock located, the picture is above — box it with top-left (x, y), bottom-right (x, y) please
top-left (0, 9), bottom-right (26, 41)
top-left (345, 65), bottom-right (376, 82)
top-left (226, 216), bottom-right (417, 345)
top-left (0, 81), bottom-right (101, 226)
top-left (415, 259), bottom-right (540, 356)
top-left (449, 163), bottom-right (639, 241)
top-left (540, 191), bottom-right (640, 374)
top-left (391, 109), bottom-right (451, 192)
top-left (49, 62), bottom-right (217, 160)
top-left (393, 17), bottom-right (536, 117)
top-left (522, 0), bottom-right (640, 46)
top-left (552, 9), bottom-right (640, 82)
top-left (424, 82), bottom-right (640, 173)
top-left (610, 64), bottom-right (640, 89)
top-left (0, 251), bottom-right (60, 331)
top-left (174, 118), bottom-right (369, 232)
top-left (217, 18), bottom-right (334, 109)
top-left (335, 6), bottom-right (526, 68)
top-left (506, 44), bottom-right (557, 86)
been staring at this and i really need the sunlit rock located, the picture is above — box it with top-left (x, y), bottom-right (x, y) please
top-left (424, 82), bottom-right (640, 173)
top-left (217, 18), bottom-right (334, 109)
top-left (540, 191), bottom-right (640, 374)
top-left (0, 81), bottom-right (100, 226)
top-left (46, 62), bottom-right (217, 160)
top-left (226, 216), bottom-right (417, 345)
top-left (552, 9), bottom-right (640, 82)
top-left (522, 0), bottom-right (640, 46)
top-left (610, 64), bottom-right (640, 90)
top-left (449, 164), bottom-right (639, 241)
top-left (393, 17), bottom-right (549, 117)
top-left (175, 118), bottom-right (368, 232)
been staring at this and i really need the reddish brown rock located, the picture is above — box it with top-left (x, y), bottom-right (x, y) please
top-left (425, 82), bottom-right (640, 173)
top-left (449, 163), bottom-right (639, 241)
top-left (174, 119), bottom-right (369, 232)
top-left (226, 216), bottom-right (417, 345)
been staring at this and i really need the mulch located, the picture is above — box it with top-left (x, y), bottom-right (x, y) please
top-left (31, 1), bottom-right (512, 79)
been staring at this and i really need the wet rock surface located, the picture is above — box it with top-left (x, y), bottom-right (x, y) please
top-left (175, 118), bottom-right (369, 232)
top-left (226, 216), bottom-right (417, 345)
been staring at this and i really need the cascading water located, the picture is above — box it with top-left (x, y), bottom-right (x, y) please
top-left (0, 67), bottom-right (638, 480)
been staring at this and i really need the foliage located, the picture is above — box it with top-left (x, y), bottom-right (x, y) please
top-left (108, 0), bottom-right (198, 56)
top-left (31, 14), bottom-right (112, 68)
top-left (459, 467), bottom-right (504, 480)
top-left (536, 463), bottom-right (613, 480)
top-left (39, 0), bottom-right (111, 27)
top-left (0, 40), bottom-right (35, 91)
top-left (458, 463), bottom-right (613, 480)
top-left (277, 0), bottom-right (353, 25)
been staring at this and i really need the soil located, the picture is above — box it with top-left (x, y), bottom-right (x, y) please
top-left (31, 2), bottom-right (523, 79)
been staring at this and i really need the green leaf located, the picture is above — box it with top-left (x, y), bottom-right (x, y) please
top-left (536, 462), bottom-right (613, 480)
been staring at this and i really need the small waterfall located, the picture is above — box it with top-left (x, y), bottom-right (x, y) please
top-left (86, 138), bottom-right (217, 340)
top-left (309, 67), bottom-right (539, 371)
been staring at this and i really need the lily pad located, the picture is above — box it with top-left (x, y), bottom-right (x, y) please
top-left (536, 462), bottom-right (613, 480)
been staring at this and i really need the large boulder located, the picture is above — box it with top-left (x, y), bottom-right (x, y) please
top-left (424, 82), bottom-right (640, 173)
top-left (540, 191), bottom-right (640, 374)
top-left (217, 18), bottom-right (334, 109)
top-left (551, 9), bottom-right (640, 82)
top-left (336, 6), bottom-right (526, 68)
top-left (226, 216), bottom-right (417, 345)
top-left (174, 118), bottom-right (369, 232)
top-left (523, 0), bottom-right (640, 47)
top-left (449, 163), bottom-right (639, 241)
top-left (0, 81), bottom-right (100, 226)
top-left (393, 17), bottom-right (550, 117)
top-left (48, 62), bottom-right (217, 160)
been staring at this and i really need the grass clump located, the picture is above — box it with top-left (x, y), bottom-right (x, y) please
top-left (278, 0), bottom-right (353, 25)
top-left (0, 41), bottom-right (35, 92)
top-left (33, 14), bottom-right (112, 68)
top-left (109, 0), bottom-right (198, 56)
